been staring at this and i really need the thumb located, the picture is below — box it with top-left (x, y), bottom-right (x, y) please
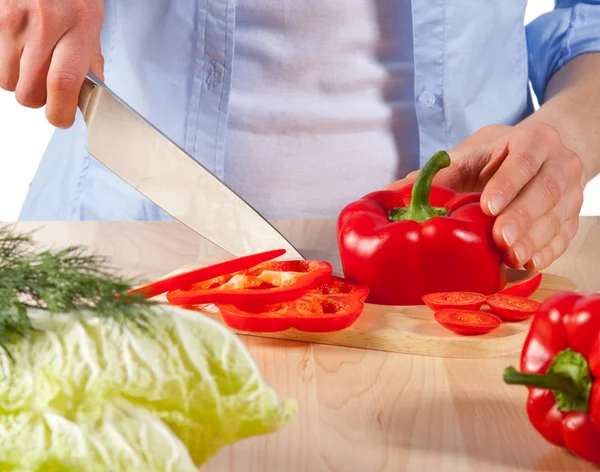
top-left (89, 38), bottom-right (105, 81)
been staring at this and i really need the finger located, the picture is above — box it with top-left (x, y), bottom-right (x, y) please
top-left (492, 156), bottom-right (570, 249)
top-left (481, 124), bottom-right (561, 217)
top-left (14, 39), bottom-right (54, 108)
top-left (0, 39), bottom-right (22, 91)
top-left (45, 29), bottom-right (94, 128)
top-left (0, 7), bottom-right (27, 91)
top-left (89, 37), bottom-right (104, 80)
top-left (503, 187), bottom-right (579, 267)
top-left (13, 6), bottom-right (65, 108)
top-left (523, 217), bottom-right (579, 272)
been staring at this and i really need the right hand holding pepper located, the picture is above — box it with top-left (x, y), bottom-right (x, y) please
top-left (385, 123), bottom-right (584, 272)
top-left (0, 0), bottom-right (105, 128)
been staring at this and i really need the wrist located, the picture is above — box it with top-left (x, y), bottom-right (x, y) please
top-left (520, 53), bottom-right (600, 185)
top-left (520, 100), bottom-right (590, 186)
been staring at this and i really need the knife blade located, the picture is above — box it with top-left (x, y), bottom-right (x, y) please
top-left (78, 72), bottom-right (304, 260)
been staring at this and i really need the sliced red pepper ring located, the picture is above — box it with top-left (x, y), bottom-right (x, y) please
top-left (244, 260), bottom-right (333, 286)
top-left (434, 309), bottom-right (502, 336)
top-left (308, 276), bottom-right (369, 302)
top-left (498, 273), bottom-right (543, 298)
top-left (166, 259), bottom-right (333, 306)
top-left (218, 294), bottom-right (364, 333)
top-left (422, 291), bottom-right (486, 311)
top-left (486, 294), bottom-right (540, 321)
top-left (128, 248), bottom-right (286, 298)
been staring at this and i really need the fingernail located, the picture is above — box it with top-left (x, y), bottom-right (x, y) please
top-left (502, 222), bottom-right (518, 247)
top-left (488, 191), bottom-right (504, 216)
top-left (513, 243), bottom-right (527, 266)
top-left (531, 253), bottom-right (542, 269)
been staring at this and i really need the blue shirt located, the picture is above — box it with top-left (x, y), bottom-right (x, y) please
top-left (19, 0), bottom-right (600, 221)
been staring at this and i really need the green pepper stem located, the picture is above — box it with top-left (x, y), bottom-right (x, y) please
top-left (388, 150), bottom-right (451, 223)
top-left (503, 348), bottom-right (592, 413)
top-left (503, 367), bottom-right (581, 396)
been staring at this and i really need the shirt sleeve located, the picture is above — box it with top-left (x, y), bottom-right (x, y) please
top-left (526, 1), bottom-right (600, 103)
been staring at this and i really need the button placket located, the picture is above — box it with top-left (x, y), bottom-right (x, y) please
top-left (185, 0), bottom-right (236, 179)
top-left (411, 0), bottom-right (448, 167)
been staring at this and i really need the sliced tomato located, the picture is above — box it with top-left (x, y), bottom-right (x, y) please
top-left (434, 309), bottom-right (502, 336)
top-left (422, 291), bottom-right (486, 311)
top-left (128, 248), bottom-right (286, 298)
top-left (498, 273), bottom-right (542, 298)
top-left (218, 294), bottom-right (364, 333)
top-left (309, 276), bottom-right (369, 302)
top-left (166, 259), bottom-right (333, 306)
top-left (486, 294), bottom-right (540, 321)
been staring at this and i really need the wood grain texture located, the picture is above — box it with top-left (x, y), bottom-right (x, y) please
top-left (5, 218), bottom-right (599, 472)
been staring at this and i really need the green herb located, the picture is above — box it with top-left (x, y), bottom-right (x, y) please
top-left (0, 225), bottom-right (156, 357)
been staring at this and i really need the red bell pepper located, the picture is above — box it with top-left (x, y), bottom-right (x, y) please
top-left (503, 292), bottom-right (600, 464)
top-left (166, 260), bottom-right (332, 306)
top-left (337, 151), bottom-right (506, 305)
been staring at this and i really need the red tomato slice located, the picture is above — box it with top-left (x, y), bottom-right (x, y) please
top-left (422, 291), bottom-right (486, 311)
top-left (486, 294), bottom-right (540, 321)
top-left (498, 273), bottom-right (542, 298)
top-left (166, 260), bottom-right (333, 306)
top-left (128, 248), bottom-right (286, 298)
top-left (434, 309), bottom-right (502, 336)
top-left (218, 294), bottom-right (364, 333)
top-left (310, 276), bottom-right (369, 302)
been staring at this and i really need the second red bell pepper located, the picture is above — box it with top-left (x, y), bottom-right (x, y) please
top-left (337, 151), bottom-right (506, 305)
top-left (503, 292), bottom-right (600, 465)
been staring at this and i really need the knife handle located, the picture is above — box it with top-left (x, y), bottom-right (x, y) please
top-left (78, 72), bottom-right (103, 122)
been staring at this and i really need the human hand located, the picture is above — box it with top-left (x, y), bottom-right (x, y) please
top-left (0, 0), bottom-right (105, 128)
top-left (386, 122), bottom-right (584, 271)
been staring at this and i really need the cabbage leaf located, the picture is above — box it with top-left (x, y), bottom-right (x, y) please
top-left (0, 306), bottom-right (296, 471)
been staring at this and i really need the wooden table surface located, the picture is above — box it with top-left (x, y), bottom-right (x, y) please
top-left (9, 217), bottom-right (600, 472)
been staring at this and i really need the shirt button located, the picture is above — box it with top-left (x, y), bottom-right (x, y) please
top-left (419, 91), bottom-right (435, 107)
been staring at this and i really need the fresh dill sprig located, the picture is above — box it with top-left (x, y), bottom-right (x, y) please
top-left (0, 225), bottom-right (157, 357)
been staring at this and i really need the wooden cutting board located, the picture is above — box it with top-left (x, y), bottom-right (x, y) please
top-left (157, 255), bottom-right (576, 358)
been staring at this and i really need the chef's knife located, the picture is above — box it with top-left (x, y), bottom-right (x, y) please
top-left (78, 72), bottom-right (303, 260)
